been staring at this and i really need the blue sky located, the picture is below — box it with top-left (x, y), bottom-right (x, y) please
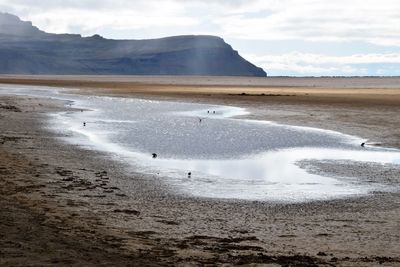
top-left (1, 0), bottom-right (400, 76)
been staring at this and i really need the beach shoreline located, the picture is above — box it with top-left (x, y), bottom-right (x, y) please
top-left (1, 75), bottom-right (400, 149)
top-left (1, 77), bottom-right (400, 266)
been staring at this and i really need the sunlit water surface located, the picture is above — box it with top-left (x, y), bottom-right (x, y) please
top-left (1, 84), bottom-right (399, 202)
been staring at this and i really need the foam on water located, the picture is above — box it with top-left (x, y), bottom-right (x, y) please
top-left (1, 84), bottom-right (400, 202)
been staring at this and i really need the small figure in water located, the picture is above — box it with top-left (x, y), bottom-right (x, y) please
top-left (207, 111), bottom-right (210, 114)
top-left (361, 142), bottom-right (365, 147)
top-left (213, 111), bottom-right (216, 114)
top-left (188, 172), bottom-right (191, 178)
top-left (199, 118), bottom-right (202, 123)
top-left (152, 153), bottom-right (157, 158)
top-left (83, 122), bottom-right (86, 127)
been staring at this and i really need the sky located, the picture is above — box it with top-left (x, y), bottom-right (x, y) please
top-left (1, 0), bottom-right (400, 76)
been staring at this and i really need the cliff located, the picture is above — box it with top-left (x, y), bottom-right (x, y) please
top-left (0, 13), bottom-right (266, 76)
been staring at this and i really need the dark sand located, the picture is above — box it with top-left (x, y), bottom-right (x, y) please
top-left (1, 76), bottom-right (400, 266)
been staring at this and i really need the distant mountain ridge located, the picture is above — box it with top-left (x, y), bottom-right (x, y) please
top-left (0, 13), bottom-right (267, 76)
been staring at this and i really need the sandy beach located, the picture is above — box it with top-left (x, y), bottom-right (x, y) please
top-left (1, 76), bottom-right (400, 266)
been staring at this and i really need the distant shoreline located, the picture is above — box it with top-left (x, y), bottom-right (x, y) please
top-left (2, 75), bottom-right (400, 88)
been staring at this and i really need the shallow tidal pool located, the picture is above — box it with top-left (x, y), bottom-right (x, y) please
top-left (1, 84), bottom-right (400, 202)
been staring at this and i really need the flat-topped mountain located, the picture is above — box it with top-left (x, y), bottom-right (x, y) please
top-left (0, 13), bottom-right (266, 76)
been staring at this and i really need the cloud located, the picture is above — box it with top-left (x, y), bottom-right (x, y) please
top-left (2, 0), bottom-right (400, 46)
top-left (26, 9), bottom-right (199, 34)
top-left (0, 0), bottom-right (201, 35)
top-left (244, 52), bottom-right (400, 76)
top-left (215, 0), bottom-right (400, 46)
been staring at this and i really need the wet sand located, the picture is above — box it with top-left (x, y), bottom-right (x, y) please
top-left (2, 75), bottom-right (400, 149)
top-left (1, 76), bottom-right (400, 266)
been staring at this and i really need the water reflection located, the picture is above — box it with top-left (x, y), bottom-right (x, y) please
top-left (1, 84), bottom-right (400, 202)
top-left (141, 148), bottom-right (400, 201)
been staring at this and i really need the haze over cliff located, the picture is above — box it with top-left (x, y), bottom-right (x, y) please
top-left (0, 13), bottom-right (266, 76)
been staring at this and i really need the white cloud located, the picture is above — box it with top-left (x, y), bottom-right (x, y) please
top-left (257, 52), bottom-right (400, 65)
top-left (0, 0), bottom-right (201, 35)
top-left (2, 0), bottom-right (400, 46)
top-left (244, 52), bottom-right (400, 75)
top-left (27, 9), bottom-right (199, 34)
top-left (215, 0), bottom-right (400, 46)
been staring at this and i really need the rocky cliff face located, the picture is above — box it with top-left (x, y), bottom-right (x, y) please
top-left (0, 13), bottom-right (266, 76)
